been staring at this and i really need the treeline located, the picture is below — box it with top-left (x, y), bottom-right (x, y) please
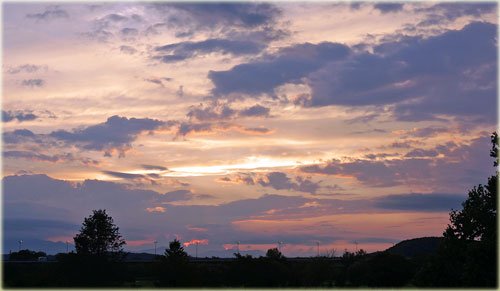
top-left (3, 248), bottom-right (424, 287)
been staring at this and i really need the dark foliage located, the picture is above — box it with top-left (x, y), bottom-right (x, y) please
top-left (163, 239), bottom-right (188, 262)
top-left (54, 252), bottom-right (130, 286)
top-left (347, 252), bottom-right (415, 287)
top-left (73, 209), bottom-right (126, 259)
top-left (265, 247), bottom-right (285, 260)
top-left (156, 239), bottom-right (191, 287)
top-left (8, 249), bottom-right (46, 261)
top-left (413, 132), bottom-right (498, 287)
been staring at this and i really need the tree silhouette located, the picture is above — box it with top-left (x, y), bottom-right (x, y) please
top-left (265, 248), bottom-right (284, 260)
top-left (444, 132), bottom-right (497, 242)
top-left (164, 239), bottom-right (188, 262)
top-left (490, 132), bottom-right (498, 167)
top-left (158, 239), bottom-right (190, 286)
top-left (414, 132), bottom-right (498, 287)
top-left (9, 249), bottom-right (46, 261)
top-left (73, 209), bottom-right (126, 257)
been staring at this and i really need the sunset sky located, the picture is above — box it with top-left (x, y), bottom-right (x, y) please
top-left (2, 2), bottom-right (498, 257)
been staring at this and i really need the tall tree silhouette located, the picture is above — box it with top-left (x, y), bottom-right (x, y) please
top-left (414, 132), bottom-right (498, 287)
top-left (158, 239), bottom-right (190, 287)
top-left (73, 209), bottom-right (126, 257)
top-left (444, 132), bottom-right (497, 242)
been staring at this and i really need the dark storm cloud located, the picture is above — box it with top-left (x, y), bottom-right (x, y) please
top-left (210, 22), bottom-right (496, 123)
top-left (155, 39), bottom-right (265, 63)
top-left (209, 42), bottom-right (351, 96)
top-left (2, 110), bottom-right (38, 122)
top-left (49, 115), bottom-right (169, 157)
top-left (21, 79), bottom-right (45, 88)
top-left (373, 3), bottom-right (404, 13)
top-left (26, 6), bottom-right (69, 20)
top-left (374, 193), bottom-right (464, 211)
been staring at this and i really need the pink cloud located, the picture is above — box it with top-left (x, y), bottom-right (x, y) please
top-left (146, 206), bottom-right (166, 213)
top-left (183, 239), bottom-right (209, 247)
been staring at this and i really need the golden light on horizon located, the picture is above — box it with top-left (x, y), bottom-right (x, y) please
top-left (164, 156), bottom-right (320, 177)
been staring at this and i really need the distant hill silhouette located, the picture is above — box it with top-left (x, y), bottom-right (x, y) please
top-left (385, 237), bottom-right (443, 258)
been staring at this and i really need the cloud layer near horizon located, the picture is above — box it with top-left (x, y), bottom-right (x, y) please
top-left (3, 173), bottom-right (466, 255)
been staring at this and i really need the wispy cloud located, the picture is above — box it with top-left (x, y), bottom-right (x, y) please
top-left (218, 172), bottom-right (322, 194)
top-left (26, 6), bottom-right (69, 21)
top-left (21, 79), bottom-right (45, 88)
top-left (2, 110), bottom-right (38, 122)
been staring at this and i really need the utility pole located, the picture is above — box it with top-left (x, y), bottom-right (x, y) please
top-left (154, 241), bottom-right (158, 256)
top-left (236, 241), bottom-right (240, 254)
top-left (18, 240), bottom-right (23, 252)
top-left (278, 241), bottom-right (283, 253)
top-left (66, 241), bottom-right (69, 253)
top-left (316, 241), bottom-right (320, 257)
